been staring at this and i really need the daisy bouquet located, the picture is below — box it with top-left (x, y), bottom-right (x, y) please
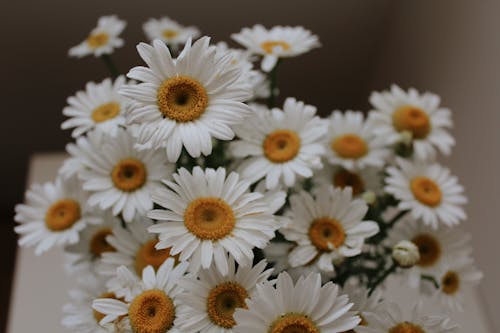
top-left (14, 14), bottom-right (483, 333)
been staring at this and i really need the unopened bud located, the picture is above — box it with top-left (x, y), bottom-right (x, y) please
top-left (399, 131), bottom-right (413, 146)
top-left (392, 240), bottom-right (420, 268)
top-left (362, 191), bottom-right (377, 205)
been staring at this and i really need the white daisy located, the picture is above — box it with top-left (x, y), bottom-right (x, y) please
top-left (233, 272), bottom-right (360, 333)
top-left (176, 254), bottom-right (273, 332)
top-left (61, 76), bottom-right (129, 138)
top-left (147, 167), bottom-right (282, 274)
top-left (385, 158), bottom-right (467, 228)
top-left (325, 111), bottom-right (389, 171)
top-left (433, 256), bottom-right (483, 312)
top-left (79, 128), bottom-right (173, 222)
top-left (386, 216), bottom-right (472, 289)
top-left (230, 98), bottom-right (327, 190)
top-left (120, 37), bottom-right (252, 162)
top-left (369, 84), bottom-right (455, 160)
top-left (93, 258), bottom-right (189, 333)
top-left (342, 282), bottom-right (384, 328)
top-left (281, 186), bottom-right (379, 272)
top-left (356, 302), bottom-right (457, 333)
top-left (231, 24), bottom-right (320, 72)
top-left (14, 177), bottom-right (102, 255)
top-left (60, 129), bottom-right (105, 179)
top-left (69, 15), bottom-right (126, 58)
top-left (143, 16), bottom-right (200, 49)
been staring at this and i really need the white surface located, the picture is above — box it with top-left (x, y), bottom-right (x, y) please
top-left (7, 153), bottom-right (493, 332)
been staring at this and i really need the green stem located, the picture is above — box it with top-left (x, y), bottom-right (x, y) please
top-left (421, 274), bottom-right (440, 289)
top-left (267, 61), bottom-right (280, 108)
top-left (101, 54), bottom-right (120, 78)
top-left (368, 262), bottom-right (397, 296)
top-left (386, 209), bottom-right (409, 229)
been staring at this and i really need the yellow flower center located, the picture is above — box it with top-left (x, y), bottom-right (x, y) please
top-left (269, 313), bottom-right (319, 333)
top-left (410, 177), bottom-right (442, 207)
top-left (91, 102), bottom-right (121, 123)
top-left (263, 130), bottom-right (301, 163)
top-left (134, 239), bottom-right (178, 276)
top-left (157, 76), bottom-right (208, 122)
top-left (441, 271), bottom-right (460, 295)
top-left (207, 282), bottom-right (249, 328)
top-left (308, 217), bottom-right (345, 252)
top-left (411, 233), bottom-right (441, 267)
top-left (331, 134), bottom-right (368, 159)
top-left (111, 158), bottom-right (147, 192)
top-left (333, 169), bottom-right (365, 196)
top-left (93, 292), bottom-right (124, 324)
top-left (389, 322), bottom-right (426, 333)
top-left (86, 33), bottom-right (110, 49)
top-left (261, 40), bottom-right (291, 54)
top-left (184, 197), bottom-right (236, 240)
top-left (162, 29), bottom-right (179, 39)
top-left (392, 105), bottom-right (431, 139)
top-left (128, 290), bottom-right (175, 333)
top-left (89, 228), bottom-right (115, 257)
top-left (45, 199), bottom-right (81, 231)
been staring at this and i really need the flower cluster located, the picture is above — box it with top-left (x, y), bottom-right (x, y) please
top-left (14, 14), bottom-right (482, 333)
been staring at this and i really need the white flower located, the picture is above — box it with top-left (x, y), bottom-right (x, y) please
top-left (61, 76), bottom-right (129, 138)
top-left (60, 130), bottom-right (105, 179)
top-left (230, 99), bottom-right (327, 190)
top-left (342, 282), bottom-right (384, 327)
top-left (176, 254), bottom-right (273, 332)
top-left (120, 37), bottom-right (252, 162)
top-left (79, 128), bottom-right (173, 222)
top-left (325, 111), bottom-right (389, 170)
top-left (369, 84), bottom-right (455, 160)
top-left (93, 259), bottom-right (189, 333)
top-left (281, 186), bottom-right (379, 272)
top-left (392, 240), bottom-right (420, 268)
top-left (143, 16), bottom-right (200, 48)
top-left (148, 167), bottom-right (282, 274)
top-left (231, 25), bottom-right (320, 72)
top-left (69, 15), bottom-right (126, 58)
top-left (385, 158), bottom-right (467, 228)
top-left (233, 272), bottom-right (360, 333)
top-left (14, 177), bottom-right (102, 255)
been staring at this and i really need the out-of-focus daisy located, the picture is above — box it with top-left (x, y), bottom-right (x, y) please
top-left (93, 258), bottom-right (189, 333)
top-left (342, 282), bottom-right (383, 329)
top-left (61, 76), bottom-right (129, 138)
top-left (120, 37), bottom-right (252, 162)
top-left (385, 158), bottom-right (467, 228)
top-left (231, 25), bottom-right (320, 72)
top-left (79, 128), bottom-right (173, 222)
top-left (14, 177), bottom-right (102, 255)
top-left (433, 256), bottom-right (483, 312)
top-left (148, 167), bottom-right (282, 274)
top-left (143, 17), bottom-right (200, 49)
top-left (230, 99), bottom-right (327, 190)
top-left (69, 15), bottom-right (126, 58)
top-left (60, 130), bottom-right (105, 179)
top-left (176, 254), bottom-right (273, 332)
top-left (356, 302), bottom-right (457, 333)
top-left (387, 217), bottom-right (472, 289)
top-left (233, 272), bottom-right (360, 333)
top-left (325, 111), bottom-right (389, 171)
top-left (369, 85), bottom-right (454, 160)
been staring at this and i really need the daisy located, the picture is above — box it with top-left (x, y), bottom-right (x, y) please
top-left (176, 254), bottom-right (273, 332)
top-left (143, 16), bottom-right (200, 49)
top-left (385, 158), bottom-right (467, 228)
top-left (69, 15), bottom-right (126, 58)
top-left (280, 186), bottom-right (379, 272)
top-left (369, 85), bottom-right (455, 160)
top-left (120, 37), bottom-right (253, 162)
top-left (61, 76), bottom-right (129, 138)
top-left (14, 177), bottom-right (102, 255)
top-left (231, 25), bottom-right (320, 72)
top-left (341, 282), bottom-right (384, 328)
top-left (233, 272), bottom-right (360, 333)
top-left (356, 302), bottom-right (457, 333)
top-left (147, 167), bottom-right (281, 274)
top-left (59, 130), bottom-right (105, 179)
top-left (79, 128), bottom-right (173, 222)
top-left (386, 216), bottom-right (472, 289)
top-left (325, 111), bottom-right (389, 171)
top-left (93, 258), bottom-right (189, 333)
top-left (433, 256), bottom-right (483, 312)
top-left (230, 98), bottom-right (327, 190)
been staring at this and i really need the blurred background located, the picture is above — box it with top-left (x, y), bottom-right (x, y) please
top-left (1, 0), bottom-right (499, 331)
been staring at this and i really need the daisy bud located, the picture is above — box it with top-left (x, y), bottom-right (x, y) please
top-left (362, 190), bottom-right (377, 205)
top-left (392, 240), bottom-right (420, 268)
top-left (399, 130), bottom-right (413, 145)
